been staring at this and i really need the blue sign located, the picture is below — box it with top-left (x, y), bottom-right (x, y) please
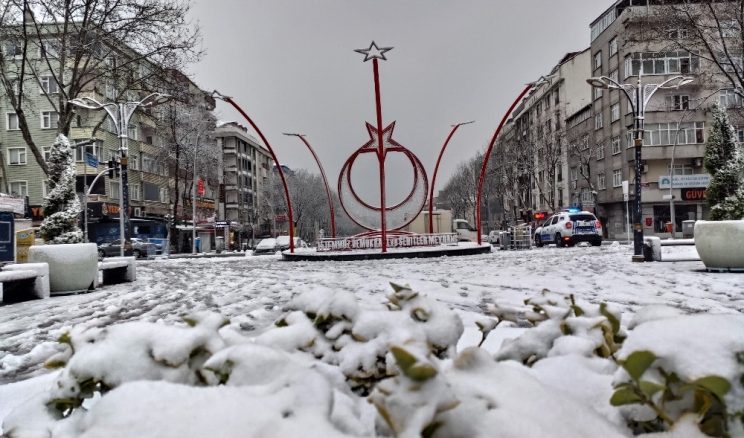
top-left (0, 212), bottom-right (15, 263)
top-left (85, 152), bottom-right (99, 168)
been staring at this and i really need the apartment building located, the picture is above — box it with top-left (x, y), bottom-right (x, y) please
top-left (493, 49), bottom-right (591, 224)
top-left (215, 122), bottom-right (273, 246)
top-left (586, 0), bottom-right (716, 238)
top-left (0, 27), bottom-right (214, 245)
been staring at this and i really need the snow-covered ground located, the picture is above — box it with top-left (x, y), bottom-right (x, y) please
top-left (1, 243), bottom-right (743, 436)
top-left (2, 243), bottom-right (741, 385)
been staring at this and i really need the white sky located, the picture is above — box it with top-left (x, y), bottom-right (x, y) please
top-left (187, 0), bottom-right (610, 201)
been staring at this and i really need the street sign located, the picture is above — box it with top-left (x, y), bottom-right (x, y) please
top-left (197, 178), bottom-right (205, 197)
top-left (658, 174), bottom-right (711, 189)
top-left (622, 180), bottom-right (629, 201)
top-left (85, 152), bottom-right (99, 168)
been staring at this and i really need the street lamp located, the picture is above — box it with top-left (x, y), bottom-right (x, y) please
top-left (430, 121), bottom-right (474, 234)
top-left (586, 73), bottom-right (692, 262)
top-left (70, 92), bottom-right (169, 256)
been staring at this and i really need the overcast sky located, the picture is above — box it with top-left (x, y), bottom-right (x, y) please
top-left (187, 0), bottom-right (609, 203)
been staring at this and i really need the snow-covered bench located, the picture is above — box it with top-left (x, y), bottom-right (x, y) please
top-left (643, 236), bottom-right (699, 262)
top-left (98, 257), bottom-right (136, 286)
top-left (0, 263), bottom-right (50, 304)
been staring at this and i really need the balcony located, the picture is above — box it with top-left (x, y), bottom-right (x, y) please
top-left (626, 144), bottom-right (704, 162)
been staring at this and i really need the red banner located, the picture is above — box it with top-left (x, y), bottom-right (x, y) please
top-left (197, 178), bottom-right (205, 197)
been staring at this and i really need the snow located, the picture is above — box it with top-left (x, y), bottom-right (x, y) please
top-left (1, 244), bottom-right (743, 436)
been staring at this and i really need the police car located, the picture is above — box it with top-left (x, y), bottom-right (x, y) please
top-left (534, 209), bottom-right (602, 247)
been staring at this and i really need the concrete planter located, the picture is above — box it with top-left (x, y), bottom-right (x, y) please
top-left (694, 220), bottom-right (744, 272)
top-left (28, 243), bottom-right (98, 293)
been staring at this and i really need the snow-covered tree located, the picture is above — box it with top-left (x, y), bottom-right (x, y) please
top-left (39, 134), bottom-right (84, 244)
top-left (704, 106), bottom-right (744, 221)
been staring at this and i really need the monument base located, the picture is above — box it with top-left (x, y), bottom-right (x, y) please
top-left (282, 242), bottom-right (492, 262)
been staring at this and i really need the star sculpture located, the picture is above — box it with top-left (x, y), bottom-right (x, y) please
top-left (354, 41), bottom-right (393, 62)
top-left (360, 121), bottom-right (404, 157)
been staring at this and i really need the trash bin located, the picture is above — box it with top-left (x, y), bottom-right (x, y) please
top-left (682, 220), bottom-right (696, 238)
top-left (499, 231), bottom-right (512, 250)
top-left (665, 222), bottom-right (673, 233)
top-left (215, 236), bottom-right (225, 254)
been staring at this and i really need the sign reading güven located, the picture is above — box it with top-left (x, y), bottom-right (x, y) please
top-left (681, 187), bottom-right (707, 201)
top-left (317, 233), bottom-right (459, 252)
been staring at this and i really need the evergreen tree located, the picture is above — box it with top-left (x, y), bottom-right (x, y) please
top-left (39, 134), bottom-right (84, 243)
top-left (703, 105), bottom-right (744, 220)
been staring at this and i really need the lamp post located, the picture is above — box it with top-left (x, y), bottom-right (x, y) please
top-left (191, 132), bottom-right (201, 254)
top-left (283, 133), bottom-right (336, 238)
top-left (70, 93), bottom-right (169, 256)
top-left (213, 90), bottom-right (296, 253)
top-left (430, 121), bottom-right (474, 234)
top-left (586, 73), bottom-right (692, 261)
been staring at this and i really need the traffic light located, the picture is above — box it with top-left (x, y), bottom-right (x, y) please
top-left (108, 160), bottom-right (116, 178)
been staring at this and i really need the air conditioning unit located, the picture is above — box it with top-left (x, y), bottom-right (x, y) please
top-left (133, 207), bottom-right (142, 217)
top-left (642, 164), bottom-right (649, 174)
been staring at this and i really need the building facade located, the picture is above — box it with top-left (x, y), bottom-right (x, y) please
top-left (215, 122), bottom-right (273, 247)
top-left (588, 0), bottom-right (715, 238)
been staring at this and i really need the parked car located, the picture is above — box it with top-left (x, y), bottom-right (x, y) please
top-left (98, 238), bottom-right (162, 259)
top-left (253, 238), bottom-right (278, 255)
top-left (534, 210), bottom-right (602, 247)
top-left (487, 231), bottom-right (501, 245)
top-left (253, 236), bottom-right (309, 255)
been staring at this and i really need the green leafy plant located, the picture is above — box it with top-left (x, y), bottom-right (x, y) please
top-left (611, 350), bottom-right (733, 436)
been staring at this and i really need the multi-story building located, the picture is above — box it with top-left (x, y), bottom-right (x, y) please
top-left (588, 0), bottom-right (715, 238)
top-left (0, 28), bottom-right (214, 246)
top-left (493, 49), bottom-right (591, 224)
top-left (215, 121), bottom-right (273, 247)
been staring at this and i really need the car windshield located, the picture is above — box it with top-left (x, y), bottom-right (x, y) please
top-left (569, 214), bottom-right (596, 222)
top-left (256, 238), bottom-right (276, 249)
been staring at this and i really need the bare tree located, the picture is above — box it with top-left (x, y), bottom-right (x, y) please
top-left (533, 129), bottom-right (565, 213)
top-left (0, 0), bottom-right (202, 174)
top-left (158, 100), bottom-right (217, 242)
top-left (567, 133), bottom-right (598, 209)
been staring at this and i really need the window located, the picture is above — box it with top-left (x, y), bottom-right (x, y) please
top-left (721, 20), bottom-right (740, 38)
top-left (104, 80), bottom-right (117, 100)
top-left (159, 187), bottom-right (169, 203)
top-left (594, 87), bottom-right (603, 100)
top-left (624, 51), bottom-right (699, 77)
top-left (609, 69), bottom-right (619, 83)
top-left (43, 146), bottom-right (52, 161)
top-left (40, 40), bottom-right (60, 58)
top-left (127, 124), bottom-right (138, 140)
top-left (8, 147), bottom-right (27, 165)
top-left (570, 167), bottom-right (578, 182)
top-left (581, 188), bottom-right (594, 203)
top-left (613, 169), bottom-right (622, 187)
top-left (129, 154), bottom-right (139, 170)
top-left (142, 154), bottom-right (156, 173)
top-left (594, 51), bottom-right (603, 70)
top-left (39, 76), bottom-right (59, 94)
top-left (667, 95), bottom-right (690, 111)
top-left (609, 37), bottom-right (618, 56)
top-left (74, 143), bottom-right (101, 162)
top-left (632, 122), bottom-right (705, 146)
top-left (42, 180), bottom-right (50, 198)
top-left (6, 113), bottom-right (19, 130)
top-left (611, 103), bottom-right (620, 122)
top-left (109, 181), bottom-right (120, 199)
top-left (720, 89), bottom-right (742, 108)
top-left (596, 142), bottom-right (605, 160)
top-left (41, 111), bottom-right (59, 129)
top-left (667, 27), bottom-right (689, 39)
top-left (595, 113), bottom-right (603, 130)
top-left (3, 42), bottom-right (22, 58)
top-left (611, 136), bottom-right (621, 155)
top-left (9, 181), bottom-right (27, 197)
top-left (580, 135), bottom-right (590, 150)
top-left (668, 163), bottom-right (694, 176)
top-left (130, 184), bottom-right (141, 201)
top-left (597, 172), bottom-right (606, 190)
top-left (554, 89), bottom-right (560, 105)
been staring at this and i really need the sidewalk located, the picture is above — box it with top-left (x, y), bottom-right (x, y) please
top-left (160, 251), bottom-right (249, 260)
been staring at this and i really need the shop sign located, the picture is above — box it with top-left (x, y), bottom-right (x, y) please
top-left (644, 217), bottom-right (653, 227)
top-left (0, 196), bottom-right (25, 215)
top-left (681, 187), bottom-right (707, 201)
top-left (658, 174), bottom-right (711, 189)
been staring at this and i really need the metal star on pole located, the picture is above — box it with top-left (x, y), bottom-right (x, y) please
top-left (354, 41), bottom-right (393, 62)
